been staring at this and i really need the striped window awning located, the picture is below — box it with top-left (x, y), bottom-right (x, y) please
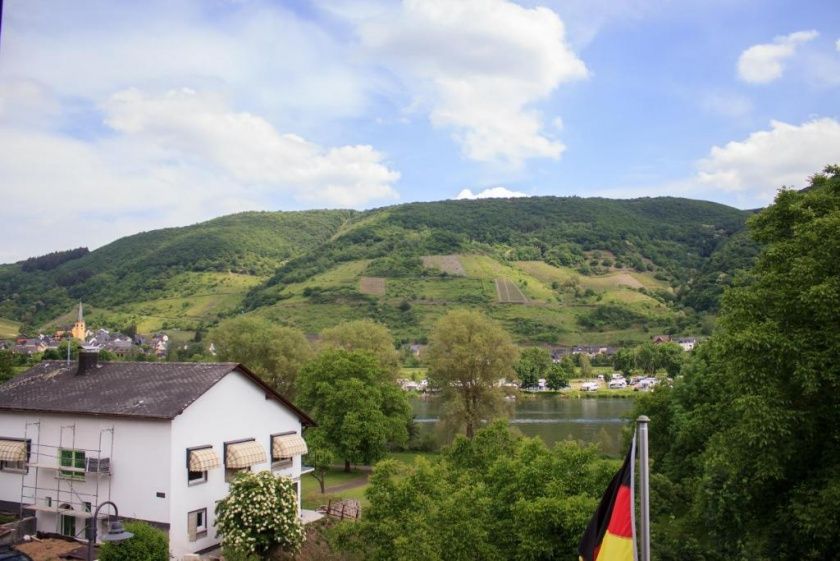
top-left (272, 434), bottom-right (308, 459)
top-left (226, 441), bottom-right (266, 468)
top-left (0, 439), bottom-right (27, 463)
top-left (189, 448), bottom-right (220, 471)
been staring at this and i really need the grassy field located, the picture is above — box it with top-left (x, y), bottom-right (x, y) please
top-left (300, 451), bottom-right (438, 510)
top-left (0, 317), bottom-right (20, 338)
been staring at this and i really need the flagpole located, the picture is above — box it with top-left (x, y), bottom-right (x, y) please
top-left (637, 415), bottom-right (651, 561)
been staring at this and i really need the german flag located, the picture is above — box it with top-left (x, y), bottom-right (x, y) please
top-left (578, 441), bottom-right (635, 561)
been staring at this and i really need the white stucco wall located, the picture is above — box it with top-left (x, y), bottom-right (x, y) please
top-left (168, 370), bottom-right (304, 559)
top-left (0, 412), bottom-right (171, 537)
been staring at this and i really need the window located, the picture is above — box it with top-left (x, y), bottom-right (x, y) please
top-left (186, 446), bottom-right (218, 486)
top-left (188, 508), bottom-right (207, 542)
top-left (270, 433), bottom-right (307, 470)
top-left (223, 439), bottom-right (265, 482)
top-left (188, 470), bottom-right (207, 484)
top-left (224, 466), bottom-right (249, 483)
top-left (0, 439), bottom-right (30, 473)
top-left (0, 459), bottom-right (27, 473)
top-left (59, 449), bottom-right (86, 480)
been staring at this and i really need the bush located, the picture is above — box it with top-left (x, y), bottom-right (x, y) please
top-left (215, 471), bottom-right (304, 559)
top-left (99, 521), bottom-right (168, 561)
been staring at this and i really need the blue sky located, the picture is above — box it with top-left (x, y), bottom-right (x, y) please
top-left (0, 0), bottom-right (839, 261)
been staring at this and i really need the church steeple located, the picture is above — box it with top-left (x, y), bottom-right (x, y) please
top-left (71, 301), bottom-right (86, 341)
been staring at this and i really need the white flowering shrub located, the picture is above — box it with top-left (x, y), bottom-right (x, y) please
top-left (215, 471), bottom-right (304, 559)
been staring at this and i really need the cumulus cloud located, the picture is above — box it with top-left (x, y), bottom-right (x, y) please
top-left (0, 87), bottom-right (399, 262)
top-left (455, 187), bottom-right (528, 200)
top-left (695, 118), bottom-right (840, 203)
top-left (836, 38), bottom-right (840, 52)
top-left (737, 30), bottom-right (818, 84)
top-left (360, 0), bottom-right (588, 165)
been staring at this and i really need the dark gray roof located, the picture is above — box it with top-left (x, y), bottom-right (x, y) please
top-left (0, 361), bottom-right (315, 425)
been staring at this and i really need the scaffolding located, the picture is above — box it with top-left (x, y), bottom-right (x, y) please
top-left (19, 421), bottom-right (114, 540)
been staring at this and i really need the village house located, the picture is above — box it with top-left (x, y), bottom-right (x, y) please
top-left (677, 337), bottom-right (698, 351)
top-left (0, 350), bottom-right (315, 559)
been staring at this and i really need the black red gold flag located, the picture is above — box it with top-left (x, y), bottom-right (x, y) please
top-left (578, 437), bottom-right (636, 561)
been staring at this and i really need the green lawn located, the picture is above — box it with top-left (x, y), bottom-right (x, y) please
top-left (300, 452), bottom-right (439, 510)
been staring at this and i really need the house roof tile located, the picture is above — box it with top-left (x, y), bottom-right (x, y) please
top-left (0, 360), bottom-right (315, 425)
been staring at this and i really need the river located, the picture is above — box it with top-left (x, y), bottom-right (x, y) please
top-left (410, 394), bottom-right (636, 456)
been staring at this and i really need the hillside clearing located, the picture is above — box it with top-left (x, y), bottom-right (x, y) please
top-left (359, 276), bottom-right (386, 295)
top-left (495, 278), bottom-right (528, 304)
top-left (0, 317), bottom-right (20, 338)
top-left (421, 254), bottom-right (465, 276)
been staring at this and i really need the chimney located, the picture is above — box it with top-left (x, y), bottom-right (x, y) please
top-left (77, 348), bottom-right (100, 375)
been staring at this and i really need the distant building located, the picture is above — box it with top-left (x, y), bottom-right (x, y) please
top-left (677, 337), bottom-right (698, 351)
top-left (651, 335), bottom-right (671, 344)
top-left (70, 302), bottom-right (86, 342)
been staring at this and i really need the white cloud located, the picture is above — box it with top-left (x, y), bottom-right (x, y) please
top-left (0, 87), bottom-right (400, 261)
top-left (360, 0), bottom-right (587, 166)
top-left (737, 30), bottom-right (819, 84)
top-left (695, 118), bottom-right (840, 203)
top-left (836, 38), bottom-right (840, 52)
top-left (455, 186), bottom-right (528, 200)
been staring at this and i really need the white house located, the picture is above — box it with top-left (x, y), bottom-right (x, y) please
top-left (677, 337), bottom-right (698, 351)
top-left (0, 350), bottom-right (315, 559)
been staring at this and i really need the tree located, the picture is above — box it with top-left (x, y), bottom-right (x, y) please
top-left (578, 353), bottom-right (593, 377)
top-left (546, 362), bottom-right (570, 390)
top-left (319, 319), bottom-right (399, 375)
top-left (655, 341), bottom-right (684, 377)
top-left (99, 521), bottom-right (168, 561)
top-left (634, 342), bottom-right (657, 374)
top-left (515, 347), bottom-right (552, 388)
top-left (304, 428), bottom-right (335, 494)
top-left (613, 347), bottom-right (635, 375)
top-left (635, 166), bottom-right (840, 560)
top-left (297, 350), bottom-right (411, 471)
top-left (426, 309), bottom-right (518, 438)
top-left (0, 351), bottom-right (15, 383)
top-left (335, 422), bottom-right (621, 561)
top-left (215, 471), bottom-right (304, 559)
top-left (210, 317), bottom-right (312, 398)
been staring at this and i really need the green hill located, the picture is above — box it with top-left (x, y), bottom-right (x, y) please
top-left (0, 197), bottom-right (756, 344)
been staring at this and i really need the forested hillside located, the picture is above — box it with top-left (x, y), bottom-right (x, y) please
top-left (0, 196), bottom-right (756, 343)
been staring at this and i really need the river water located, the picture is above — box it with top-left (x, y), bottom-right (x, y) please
top-left (410, 395), bottom-right (636, 456)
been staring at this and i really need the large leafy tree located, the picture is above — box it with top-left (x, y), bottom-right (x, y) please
top-left (319, 319), bottom-right (400, 375)
top-left (426, 309), bottom-right (518, 438)
top-left (210, 316), bottom-right (312, 398)
top-left (297, 349), bottom-right (410, 471)
top-left (515, 347), bottom-right (552, 388)
top-left (636, 166), bottom-right (840, 561)
top-left (336, 422), bottom-right (620, 561)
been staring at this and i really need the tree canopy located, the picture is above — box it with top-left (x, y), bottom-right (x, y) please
top-left (426, 309), bottom-right (518, 438)
top-left (634, 166), bottom-right (840, 561)
top-left (319, 319), bottom-right (399, 375)
top-left (515, 347), bottom-right (552, 388)
top-left (297, 349), bottom-right (411, 471)
top-left (336, 422), bottom-right (621, 561)
top-left (210, 316), bottom-right (312, 398)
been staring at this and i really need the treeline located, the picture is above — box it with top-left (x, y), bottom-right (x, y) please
top-left (19, 247), bottom-right (89, 271)
top-left (633, 166), bottom-right (840, 560)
